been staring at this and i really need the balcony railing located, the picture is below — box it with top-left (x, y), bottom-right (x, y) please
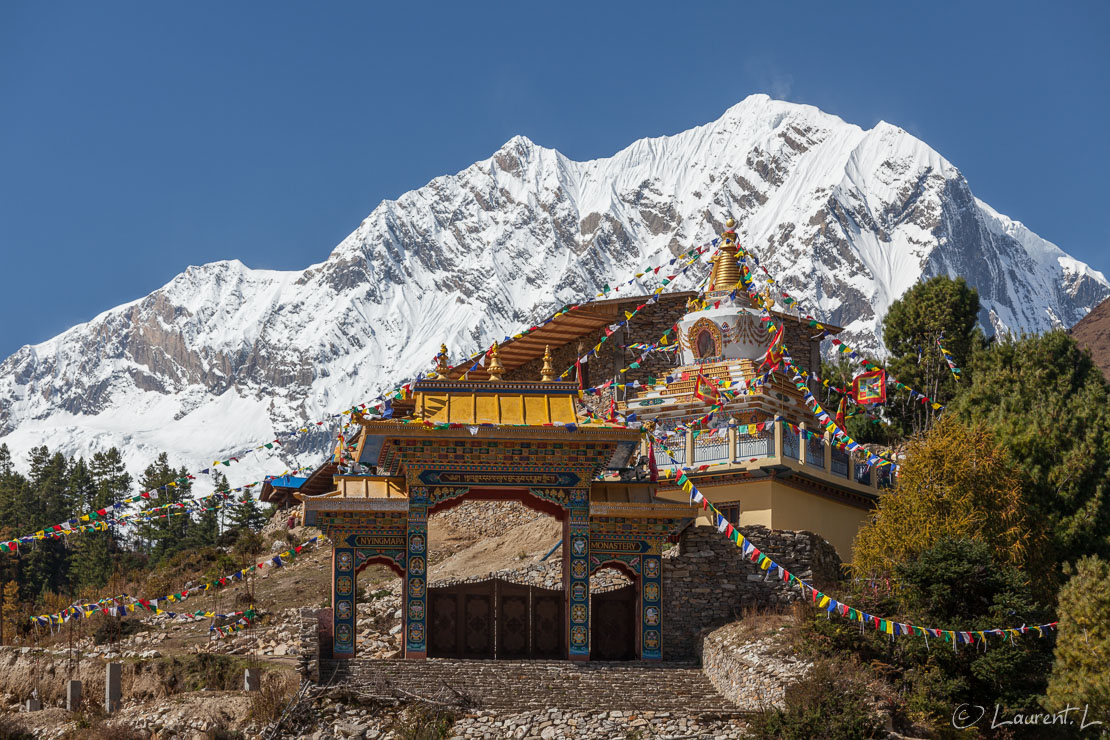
top-left (830, 447), bottom-right (850, 478)
top-left (693, 434), bottom-right (730, 463)
top-left (783, 426), bottom-right (801, 461)
top-left (658, 436), bottom-right (685, 468)
top-left (805, 435), bottom-right (825, 469)
top-left (735, 431), bottom-right (775, 460)
top-left (643, 422), bottom-right (885, 499)
top-left (876, 466), bottom-right (895, 490)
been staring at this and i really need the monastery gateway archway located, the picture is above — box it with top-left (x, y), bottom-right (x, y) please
top-left (301, 378), bottom-right (692, 661)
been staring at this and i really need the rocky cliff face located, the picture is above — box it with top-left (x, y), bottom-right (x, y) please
top-left (1071, 296), bottom-right (1110, 382)
top-left (1, 94), bottom-right (1106, 479)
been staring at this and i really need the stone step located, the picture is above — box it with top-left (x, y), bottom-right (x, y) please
top-left (320, 659), bottom-right (744, 714)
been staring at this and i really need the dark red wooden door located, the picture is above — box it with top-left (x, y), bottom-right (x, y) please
top-left (590, 585), bottom-right (637, 661)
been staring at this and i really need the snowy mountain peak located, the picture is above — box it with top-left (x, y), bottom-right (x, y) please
top-left (1, 98), bottom-right (1106, 482)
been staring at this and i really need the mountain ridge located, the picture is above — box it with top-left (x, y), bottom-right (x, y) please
top-left (2, 94), bottom-right (1106, 480)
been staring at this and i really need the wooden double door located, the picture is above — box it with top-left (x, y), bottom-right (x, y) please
top-left (427, 579), bottom-right (563, 659)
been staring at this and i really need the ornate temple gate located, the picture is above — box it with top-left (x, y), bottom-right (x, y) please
top-left (426, 579), bottom-right (563, 659)
top-left (301, 378), bottom-right (692, 661)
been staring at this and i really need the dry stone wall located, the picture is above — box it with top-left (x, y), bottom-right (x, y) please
top-left (697, 622), bottom-right (809, 710)
top-left (662, 524), bottom-right (840, 659)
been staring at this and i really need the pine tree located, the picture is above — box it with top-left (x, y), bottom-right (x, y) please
top-left (136, 453), bottom-right (189, 565)
top-left (22, 446), bottom-right (72, 600)
top-left (72, 449), bottom-right (132, 591)
top-left (1044, 556), bottom-right (1110, 717)
top-left (0, 445), bottom-right (29, 595)
top-left (227, 489), bottom-right (268, 534)
top-left (185, 467), bottom-right (219, 550)
top-left (882, 275), bottom-right (982, 435)
top-left (210, 470), bottom-right (232, 544)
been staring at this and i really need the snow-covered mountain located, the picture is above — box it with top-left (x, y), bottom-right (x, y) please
top-left (2, 94), bottom-right (1106, 481)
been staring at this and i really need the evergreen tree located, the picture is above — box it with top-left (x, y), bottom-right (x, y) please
top-left (227, 489), bottom-right (268, 534)
top-left (185, 467), bottom-right (219, 550)
top-left (136, 453), bottom-right (190, 565)
top-left (21, 446), bottom-right (72, 600)
top-left (211, 470), bottom-right (232, 544)
top-left (65, 457), bottom-right (95, 590)
top-left (1044, 556), bottom-right (1110, 719)
top-left (892, 538), bottom-right (1054, 722)
top-left (881, 275), bottom-right (982, 435)
top-left (72, 449), bottom-right (131, 591)
top-left (0, 445), bottom-right (29, 588)
top-left (949, 330), bottom-right (1110, 569)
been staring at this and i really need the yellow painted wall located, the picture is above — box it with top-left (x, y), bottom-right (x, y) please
top-left (766, 486), bottom-right (869, 562)
top-left (655, 478), bottom-right (868, 562)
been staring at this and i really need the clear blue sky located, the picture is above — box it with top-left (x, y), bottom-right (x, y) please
top-left (2, 2), bottom-right (1107, 359)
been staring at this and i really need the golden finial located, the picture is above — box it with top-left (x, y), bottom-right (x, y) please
top-left (435, 343), bottom-right (450, 379)
top-left (540, 345), bottom-right (556, 382)
top-left (486, 342), bottom-right (505, 380)
top-left (708, 216), bottom-right (741, 293)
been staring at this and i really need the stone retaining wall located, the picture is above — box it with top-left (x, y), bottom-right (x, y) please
top-left (298, 607), bottom-right (321, 682)
top-left (321, 659), bottom-right (736, 713)
top-left (662, 524), bottom-right (840, 659)
top-left (697, 622), bottom-right (809, 710)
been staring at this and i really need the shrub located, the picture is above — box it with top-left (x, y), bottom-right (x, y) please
top-left (0, 715), bottom-right (33, 740)
top-left (387, 706), bottom-right (458, 740)
top-left (233, 530), bottom-right (264, 557)
top-left (249, 671), bottom-right (297, 725)
top-left (746, 656), bottom-right (886, 739)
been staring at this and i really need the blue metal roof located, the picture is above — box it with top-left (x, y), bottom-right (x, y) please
top-left (268, 475), bottom-right (308, 489)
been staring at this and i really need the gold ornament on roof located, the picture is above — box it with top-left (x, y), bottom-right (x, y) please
top-left (486, 342), bottom-right (505, 380)
top-left (760, 286), bottom-right (775, 311)
top-left (540, 345), bottom-right (556, 382)
top-left (435, 343), bottom-right (450, 379)
top-left (708, 216), bottom-right (742, 294)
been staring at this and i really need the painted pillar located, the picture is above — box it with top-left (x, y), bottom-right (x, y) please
top-left (640, 549), bottom-right (663, 660)
top-left (566, 488), bottom-right (590, 661)
top-left (404, 489), bottom-right (429, 659)
top-left (331, 545), bottom-right (356, 658)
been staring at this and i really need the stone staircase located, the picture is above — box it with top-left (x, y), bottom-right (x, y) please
top-left (321, 659), bottom-right (745, 715)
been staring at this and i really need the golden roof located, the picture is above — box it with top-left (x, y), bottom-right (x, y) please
top-left (413, 380), bottom-right (581, 426)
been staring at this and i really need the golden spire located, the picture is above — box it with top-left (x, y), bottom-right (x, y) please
top-left (708, 217), bottom-right (742, 294)
top-left (486, 342), bottom-right (505, 380)
top-left (435, 343), bottom-right (450, 379)
top-left (540, 345), bottom-right (556, 382)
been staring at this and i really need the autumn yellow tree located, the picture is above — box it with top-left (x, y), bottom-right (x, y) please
top-left (851, 417), bottom-right (1046, 588)
top-left (1, 581), bottom-right (21, 645)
